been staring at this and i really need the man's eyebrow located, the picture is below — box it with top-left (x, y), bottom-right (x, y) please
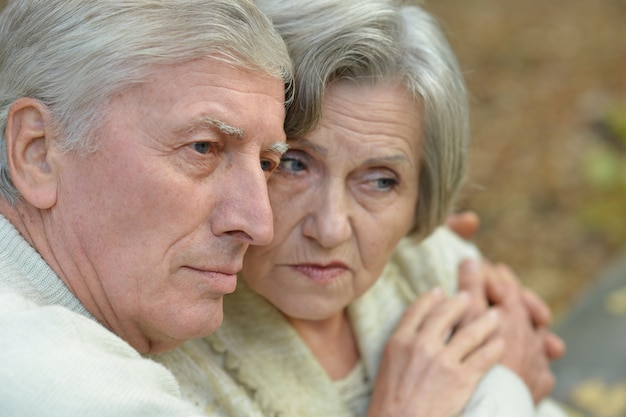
top-left (268, 141), bottom-right (289, 155)
top-left (186, 115), bottom-right (245, 138)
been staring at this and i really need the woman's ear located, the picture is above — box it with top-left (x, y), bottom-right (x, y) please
top-left (5, 98), bottom-right (58, 209)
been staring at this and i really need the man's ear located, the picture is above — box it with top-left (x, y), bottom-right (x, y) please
top-left (5, 98), bottom-right (58, 209)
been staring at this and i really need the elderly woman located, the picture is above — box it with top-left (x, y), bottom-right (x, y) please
top-left (154, 1), bottom-right (566, 416)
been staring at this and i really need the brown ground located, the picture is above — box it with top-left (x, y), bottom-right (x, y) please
top-left (422, 0), bottom-right (626, 321)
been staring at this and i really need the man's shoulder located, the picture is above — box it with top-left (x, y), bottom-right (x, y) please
top-left (0, 245), bottom-right (49, 312)
top-left (0, 282), bottom-right (134, 358)
top-left (0, 283), bottom-right (201, 416)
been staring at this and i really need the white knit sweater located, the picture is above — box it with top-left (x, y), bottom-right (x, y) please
top-left (0, 215), bottom-right (202, 417)
top-left (154, 227), bottom-right (567, 417)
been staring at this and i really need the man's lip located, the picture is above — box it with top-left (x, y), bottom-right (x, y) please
top-left (184, 266), bottom-right (239, 293)
top-left (187, 265), bottom-right (241, 275)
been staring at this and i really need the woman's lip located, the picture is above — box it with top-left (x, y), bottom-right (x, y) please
top-left (290, 263), bottom-right (349, 282)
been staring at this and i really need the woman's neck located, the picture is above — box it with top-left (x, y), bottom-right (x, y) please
top-left (286, 310), bottom-right (360, 380)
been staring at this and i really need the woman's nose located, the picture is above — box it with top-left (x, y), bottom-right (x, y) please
top-left (301, 180), bottom-right (352, 248)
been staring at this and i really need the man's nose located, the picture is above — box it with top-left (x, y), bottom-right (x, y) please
top-left (212, 160), bottom-right (274, 246)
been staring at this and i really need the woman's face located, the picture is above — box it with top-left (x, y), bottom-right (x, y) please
top-left (241, 80), bottom-right (423, 321)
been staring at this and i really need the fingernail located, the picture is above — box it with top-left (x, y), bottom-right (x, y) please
top-left (460, 259), bottom-right (480, 274)
top-left (430, 286), bottom-right (444, 298)
top-left (457, 290), bottom-right (470, 300)
top-left (488, 308), bottom-right (499, 320)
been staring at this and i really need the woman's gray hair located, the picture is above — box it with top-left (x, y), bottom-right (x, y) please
top-left (258, 0), bottom-right (469, 240)
top-left (399, 4), bottom-right (470, 239)
top-left (256, 0), bottom-right (401, 138)
top-left (0, 0), bottom-right (293, 203)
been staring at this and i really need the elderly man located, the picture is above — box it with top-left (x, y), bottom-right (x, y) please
top-left (0, 0), bottom-right (292, 415)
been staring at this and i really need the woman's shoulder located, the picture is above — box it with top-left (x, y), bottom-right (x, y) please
top-left (389, 226), bottom-right (482, 295)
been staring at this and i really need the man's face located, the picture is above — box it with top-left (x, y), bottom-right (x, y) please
top-left (52, 58), bottom-right (286, 353)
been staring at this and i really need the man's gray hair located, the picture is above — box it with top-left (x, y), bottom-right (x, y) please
top-left (0, 0), bottom-right (293, 203)
top-left (257, 0), bottom-right (469, 240)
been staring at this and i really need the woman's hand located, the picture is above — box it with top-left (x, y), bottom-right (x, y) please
top-left (445, 211), bottom-right (480, 240)
top-left (457, 260), bottom-right (565, 404)
top-left (445, 211), bottom-right (565, 403)
top-left (367, 289), bottom-right (504, 417)
top-left (481, 262), bottom-right (564, 403)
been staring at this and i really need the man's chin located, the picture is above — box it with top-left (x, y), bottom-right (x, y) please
top-left (142, 307), bottom-right (224, 354)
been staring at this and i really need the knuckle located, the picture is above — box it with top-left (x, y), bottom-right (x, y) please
top-left (385, 333), bottom-right (410, 353)
top-left (544, 372), bottom-right (556, 393)
top-left (412, 337), bottom-right (437, 359)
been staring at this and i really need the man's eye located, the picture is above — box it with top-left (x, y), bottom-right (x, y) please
top-left (192, 142), bottom-right (211, 154)
top-left (260, 159), bottom-right (276, 172)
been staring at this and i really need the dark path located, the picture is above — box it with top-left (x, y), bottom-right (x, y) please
top-left (551, 251), bottom-right (626, 417)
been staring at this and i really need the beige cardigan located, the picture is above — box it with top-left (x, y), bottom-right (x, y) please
top-left (153, 227), bottom-right (565, 417)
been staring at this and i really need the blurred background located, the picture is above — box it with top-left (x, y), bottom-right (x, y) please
top-left (425, 0), bottom-right (626, 320)
top-left (422, 0), bottom-right (626, 416)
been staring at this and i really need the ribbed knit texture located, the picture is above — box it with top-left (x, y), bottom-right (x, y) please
top-left (0, 216), bottom-right (93, 318)
top-left (0, 215), bottom-right (203, 417)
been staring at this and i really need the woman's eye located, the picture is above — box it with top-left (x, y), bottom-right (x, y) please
top-left (373, 177), bottom-right (398, 190)
top-left (279, 157), bottom-right (306, 172)
top-left (191, 142), bottom-right (212, 154)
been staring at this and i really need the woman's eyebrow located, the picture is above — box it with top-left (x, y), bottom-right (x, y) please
top-left (288, 137), bottom-right (328, 157)
top-left (364, 154), bottom-right (411, 166)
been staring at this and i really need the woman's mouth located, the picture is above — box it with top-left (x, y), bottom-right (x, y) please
top-left (291, 263), bottom-right (349, 282)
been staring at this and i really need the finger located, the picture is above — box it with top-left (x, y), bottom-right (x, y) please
top-left (463, 334), bottom-right (505, 374)
top-left (530, 355), bottom-right (556, 404)
top-left (494, 263), bottom-right (518, 285)
top-left (448, 309), bottom-right (500, 361)
top-left (483, 261), bottom-right (506, 304)
top-left (457, 260), bottom-right (489, 327)
top-left (418, 292), bottom-right (471, 341)
top-left (394, 287), bottom-right (446, 338)
top-left (458, 259), bottom-right (486, 295)
top-left (488, 264), bottom-right (522, 305)
top-left (445, 211), bottom-right (480, 240)
top-left (522, 288), bottom-right (552, 327)
top-left (542, 330), bottom-right (566, 360)
top-left (534, 372), bottom-right (556, 404)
